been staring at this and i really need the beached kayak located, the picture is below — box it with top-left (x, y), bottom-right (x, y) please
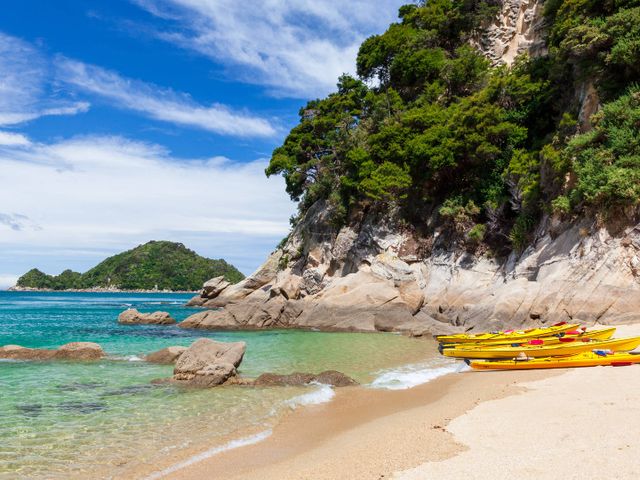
top-left (469, 351), bottom-right (640, 370)
top-left (439, 327), bottom-right (616, 349)
top-left (435, 323), bottom-right (579, 345)
top-left (441, 336), bottom-right (640, 359)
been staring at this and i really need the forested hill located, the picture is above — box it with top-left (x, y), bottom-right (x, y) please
top-left (267, 0), bottom-right (640, 253)
top-left (15, 241), bottom-right (244, 291)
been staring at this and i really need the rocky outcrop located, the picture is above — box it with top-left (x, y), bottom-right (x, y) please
top-left (253, 370), bottom-right (358, 387)
top-left (145, 346), bottom-right (187, 364)
top-left (171, 338), bottom-right (245, 387)
top-left (0, 342), bottom-right (105, 360)
top-left (184, 194), bottom-right (640, 334)
top-left (472, 0), bottom-right (547, 66)
top-left (118, 309), bottom-right (176, 325)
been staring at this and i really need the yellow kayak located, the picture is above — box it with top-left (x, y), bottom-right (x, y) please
top-left (439, 327), bottom-right (616, 349)
top-left (469, 351), bottom-right (640, 371)
top-left (441, 336), bottom-right (640, 359)
top-left (436, 323), bottom-right (579, 345)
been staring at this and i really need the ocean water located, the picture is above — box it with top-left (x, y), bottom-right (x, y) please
top-left (0, 291), bottom-right (455, 479)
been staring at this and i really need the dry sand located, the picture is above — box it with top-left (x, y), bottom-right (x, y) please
top-left (139, 324), bottom-right (640, 480)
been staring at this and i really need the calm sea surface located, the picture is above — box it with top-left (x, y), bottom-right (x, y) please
top-left (0, 291), bottom-right (454, 479)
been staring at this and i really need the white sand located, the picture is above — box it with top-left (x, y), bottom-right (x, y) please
top-left (395, 324), bottom-right (640, 480)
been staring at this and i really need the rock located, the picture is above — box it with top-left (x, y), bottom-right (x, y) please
top-left (118, 308), bottom-right (176, 325)
top-left (179, 309), bottom-right (238, 330)
top-left (145, 346), bottom-right (187, 364)
top-left (253, 370), bottom-right (358, 387)
top-left (55, 342), bottom-right (105, 360)
top-left (172, 339), bottom-right (246, 387)
top-left (0, 342), bottom-right (105, 361)
top-left (202, 276), bottom-right (231, 298)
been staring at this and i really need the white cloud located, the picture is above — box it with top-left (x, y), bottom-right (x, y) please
top-left (56, 58), bottom-right (277, 137)
top-left (0, 135), bottom-right (295, 276)
top-left (0, 274), bottom-right (19, 289)
top-left (132, 0), bottom-right (407, 98)
top-left (0, 32), bottom-right (90, 126)
top-left (0, 131), bottom-right (31, 146)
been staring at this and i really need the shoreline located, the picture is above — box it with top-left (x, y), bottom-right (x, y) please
top-left (124, 323), bottom-right (640, 480)
top-left (118, 368), bottom-right (557, 480)
top-left (5, 287), bottom-right (198, 294)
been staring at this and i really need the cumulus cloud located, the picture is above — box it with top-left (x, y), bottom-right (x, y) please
top-left (0, 135), bottom-right (295, 276)
top-left (131, 0), bottom-right (407, 98)
top-left (56, 58), bottom-right (277, 137)
top-left (0, 32), bottom-right (90, 126)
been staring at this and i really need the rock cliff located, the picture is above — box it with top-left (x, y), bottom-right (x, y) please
top-left (184, 200), bottom-right (640, 334)
top-left (472, 0), bottom-right (547, 66)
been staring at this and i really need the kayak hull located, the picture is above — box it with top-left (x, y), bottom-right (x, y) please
top-left (440, 327), bottom-right (616, 349)
top-left (436, 324), bottom-right (579, 345)
top-left (442, 336), bottom-right (640, 359)
top-left (470, 352), bottom-right (640, 370)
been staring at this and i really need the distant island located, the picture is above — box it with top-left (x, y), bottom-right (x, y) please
top-left (12, 241), bottom-right (244, 292)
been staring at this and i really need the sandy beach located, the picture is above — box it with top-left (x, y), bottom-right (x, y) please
top-left (130, 324), bottom-right (640, 480)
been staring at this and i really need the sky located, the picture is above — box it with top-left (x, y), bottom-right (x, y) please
top-left (0, 0), bottom-right (407, 288)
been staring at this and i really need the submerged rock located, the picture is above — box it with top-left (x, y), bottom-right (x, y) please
top-left (0, 342), bottom-right (105, 361)
top-left (118, 308), bottom-right (176, 325)
top-left (253, 370), bottom-right (358, 387)
top-left (145, 346), bottom-right (187, 364)
top-left (172, 338), bottom-right (246, 387)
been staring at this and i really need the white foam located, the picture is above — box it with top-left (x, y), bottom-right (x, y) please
top-left (285, 382), bottom-right (335, 409)
top-left (127, 355), bottom-right (144, 362)
top-left (369, 362), bottom-right (466, 390)
top-left (144, 430), bottom-right (272, 480)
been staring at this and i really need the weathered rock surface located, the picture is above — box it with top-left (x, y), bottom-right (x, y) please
top-left (0, 342), bottom-right (105, 361)
top-left (253, 370), bottom-right (358, 387)
top-left (145, 346), bottom-right (187, 364)
top-left (172, 339), bottom-right (245, 387)
top-left (472, 0), bottom-right (547, 66)
top-left (184, 195), bottom-right (640, 334)
top-left (118, 309), bottom-right (176, 325)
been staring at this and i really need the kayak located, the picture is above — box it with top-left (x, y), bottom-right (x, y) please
top-left (435, 323), bottom-right (579, 345)
top-left (439, 327), bottom-right (616, 349)
top-left (469, 351), bottom-right (640, 371)
top-left (441, 336), bottom-right (640, 359)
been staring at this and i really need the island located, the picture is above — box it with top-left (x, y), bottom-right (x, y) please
top-left (12, 240), bottom-right (244, 292)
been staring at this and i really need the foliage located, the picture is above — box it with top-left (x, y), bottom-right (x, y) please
top-left (566, 87), bottom-right (640, 209)
top-left (266, 0), bottom-right (640, 252)
top-left (16, 241), bottom-right (244, 291)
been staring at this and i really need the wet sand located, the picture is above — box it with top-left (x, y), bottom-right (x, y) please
top-left (136, 368), bottom-right (556, 480)
top-left (132, 324), bottom-right (640, 480)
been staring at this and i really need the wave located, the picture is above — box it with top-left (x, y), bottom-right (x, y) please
top-left (368, 361), bottom-right (466, 390)
top-left (144, 430), bottom-right (272, 480)
top-left (285, 382), bottom-right (335, 409)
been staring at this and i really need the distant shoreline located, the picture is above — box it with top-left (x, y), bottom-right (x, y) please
top-left (6, 286), bottom-right (198, 294)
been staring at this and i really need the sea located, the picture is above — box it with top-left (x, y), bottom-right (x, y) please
top-left (0, 291), bottom-right (458, 479)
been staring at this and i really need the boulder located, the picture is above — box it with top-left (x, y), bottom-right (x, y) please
top-left (202, 276), bottom-right (231, 299)
top-left (172, 339), bottom-right (246, 387)
top-left (0, 342), bottom-right (105, 361)
top-left (55, 342), bottom-right (105, 360)
top-left (253, 370), bottom-right (358, 387)
top-left (118, 309), bottom-right (176, 325)
top-left (145, 346), bottom-right (187, 364)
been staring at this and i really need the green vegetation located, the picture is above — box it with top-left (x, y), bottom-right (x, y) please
top-left (16, 241), bottom-right (244, 291)
top-left (267, 0), bottom-right (640, 251)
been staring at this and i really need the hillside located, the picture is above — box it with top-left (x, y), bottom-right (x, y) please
top-left (181, 0), bottom-right (640, 333)
top-left (16, 241), bottom-right (244, 291)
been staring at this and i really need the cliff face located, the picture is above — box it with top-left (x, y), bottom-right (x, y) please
top-left (472, 0), bottom-right (547, 66)
top-left (184, 199), bottom-right (640, 334)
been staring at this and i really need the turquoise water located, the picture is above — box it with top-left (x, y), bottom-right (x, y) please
top-left (0, 291), bottom-right (448, 479)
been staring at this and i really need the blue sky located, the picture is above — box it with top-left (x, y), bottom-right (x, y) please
top-left (0, 0), bottom-right (406, 287)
